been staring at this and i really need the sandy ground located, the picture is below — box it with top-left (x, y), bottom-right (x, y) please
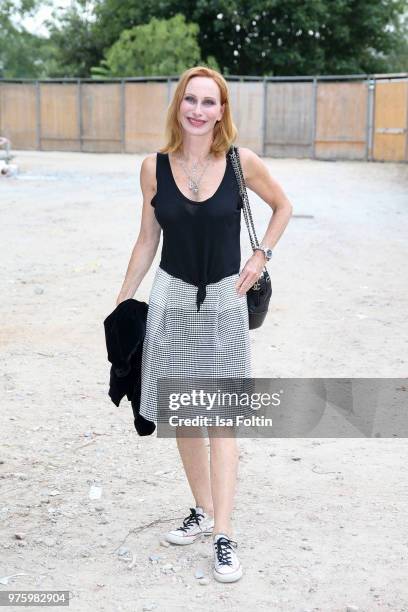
top-left (0, 150), bottom-right (408, 612)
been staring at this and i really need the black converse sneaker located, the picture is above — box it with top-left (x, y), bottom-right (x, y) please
top-left (212, 533), bottom-right (243, 582)
top-left (165, 506), bottom-right (214, 545)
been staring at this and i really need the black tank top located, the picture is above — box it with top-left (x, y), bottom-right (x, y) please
top-left (151, 148), bottom-right (242, 312)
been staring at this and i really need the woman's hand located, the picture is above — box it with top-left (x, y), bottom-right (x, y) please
top-left (235, 251), bottom-right (266, 297)
top-left (115, 293), bottom-right (133, 307)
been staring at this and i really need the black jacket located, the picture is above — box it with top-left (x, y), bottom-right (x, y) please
top-left (103, 298), bottom-right (156, 436)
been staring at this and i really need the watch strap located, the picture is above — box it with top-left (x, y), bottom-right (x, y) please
top-left (253, 246), bottom-right (271, 260)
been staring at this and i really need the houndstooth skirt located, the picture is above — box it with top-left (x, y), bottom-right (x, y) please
top-left (139, 265), bottom-right (252, 424)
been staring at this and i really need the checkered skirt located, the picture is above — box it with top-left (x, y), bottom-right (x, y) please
top-left (139, 265), bottom-right (252, 423)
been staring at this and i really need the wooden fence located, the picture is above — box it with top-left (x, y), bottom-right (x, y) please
top-left (0, 74), bottom-right (407, 162)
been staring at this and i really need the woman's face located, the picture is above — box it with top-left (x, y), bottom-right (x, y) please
top-left (179, 76), bottom-right (224, 135)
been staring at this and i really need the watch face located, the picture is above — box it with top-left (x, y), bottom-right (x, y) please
top-left (266, 248), bottom-right (273, 259)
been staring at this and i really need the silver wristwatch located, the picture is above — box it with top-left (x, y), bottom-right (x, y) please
top-left (253, 246), bottom-right (273, 261)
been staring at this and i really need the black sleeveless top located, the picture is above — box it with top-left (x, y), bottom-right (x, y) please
top-left (151, 148), bottom-right (242, 312)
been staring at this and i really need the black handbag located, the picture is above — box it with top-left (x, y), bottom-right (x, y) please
top-left (229, 145), bottom-right (272, 330)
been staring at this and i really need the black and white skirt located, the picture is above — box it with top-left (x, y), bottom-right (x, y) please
top-left (139, 265), bottom-right (252, 423)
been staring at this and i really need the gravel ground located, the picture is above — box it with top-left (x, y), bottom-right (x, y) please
top-left (1, 150), bottom-right (407, 612)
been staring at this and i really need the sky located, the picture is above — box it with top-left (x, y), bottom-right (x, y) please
top-left (16, 1), bottom-right (82, 37)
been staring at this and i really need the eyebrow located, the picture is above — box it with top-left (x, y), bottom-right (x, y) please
top-left (184, 93), bottom-right (217, 100)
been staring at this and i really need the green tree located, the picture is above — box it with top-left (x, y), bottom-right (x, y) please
top-left (91, 14), bottom-right (218, 78)
top-left (45, 0), bottom-right (101, 77)
top-left (3, 0), bottom-right (408, 78)
top-left (90, 0), bottom-right (408, 76)
top-left (0, 0), bottom-right (48, 77)
top-left (369, 12), bottom-right (408, 73)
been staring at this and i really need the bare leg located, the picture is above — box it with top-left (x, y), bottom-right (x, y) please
top-left (175, 425), bottom-right (214, 517)
top-left (208, 426), bottom-right (239, 538)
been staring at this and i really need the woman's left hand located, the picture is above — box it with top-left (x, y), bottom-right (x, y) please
top-left (235, 251), bottom-right (266, 297)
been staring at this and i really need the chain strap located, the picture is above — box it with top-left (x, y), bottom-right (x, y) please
top-left (229, 145), bottom-right (266, 289)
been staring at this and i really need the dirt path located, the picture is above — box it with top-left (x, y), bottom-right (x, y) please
top-left (1, 151), bottom-right (407, 612)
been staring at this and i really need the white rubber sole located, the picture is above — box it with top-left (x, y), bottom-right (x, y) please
top-left (165, 529), bottom-right (213, 545)
top-left (213, 563), bottom-right (243, 583)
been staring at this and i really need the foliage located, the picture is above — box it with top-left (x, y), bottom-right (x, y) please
top-left (0, 0), bottom-right (48, 77)
top-left (44, 0), bottom-right (101, 77)
top-left (90, 0), bottom-right (408, 76)
top-left (1, 0), bottom-right (407, 78)
top-left (91, 14), bottom-right (218, 78)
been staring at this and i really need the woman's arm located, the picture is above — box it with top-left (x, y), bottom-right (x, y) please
top-left (235, 147), bottom-right (293, 296)
top-left (116, 154), bottom-right (162, 305)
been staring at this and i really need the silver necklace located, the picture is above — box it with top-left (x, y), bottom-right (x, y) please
top-left (175, 152), bottom-right (213, 196)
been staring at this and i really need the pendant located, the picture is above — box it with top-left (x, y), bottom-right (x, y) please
top-left (188, 178), bottom-right (199, 193)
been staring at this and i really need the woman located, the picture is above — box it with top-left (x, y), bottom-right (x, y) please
top-left (116, 66), bottom-right (292, 583)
